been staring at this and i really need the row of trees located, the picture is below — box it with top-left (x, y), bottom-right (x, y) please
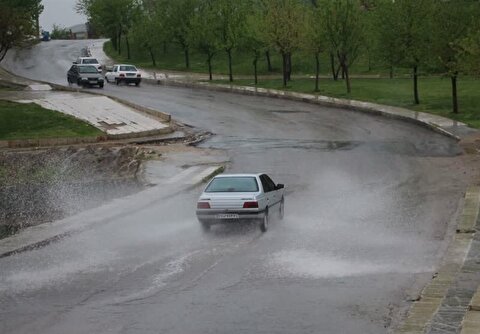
top-left (77, 0), bottom-right (479, 113)
top-left (0, 0), bottom-right (43, 62)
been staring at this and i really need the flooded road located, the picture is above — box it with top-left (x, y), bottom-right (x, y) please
top-left (0, 40), bottom-right (469, 333)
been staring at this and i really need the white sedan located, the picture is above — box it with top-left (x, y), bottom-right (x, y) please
top-left (105, 64), bottom-right (142, 86)
top-left (196, 173), bottom-right (285, 232)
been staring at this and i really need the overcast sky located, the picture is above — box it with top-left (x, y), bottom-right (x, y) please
top-left (40, 0), bottom-right (86, 31)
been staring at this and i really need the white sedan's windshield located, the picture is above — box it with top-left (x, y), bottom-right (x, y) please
top-left (206, 177), bottom-right (259, 193)
top-left (83, 59), bottom-right (99, 64)
top-left (120, 66), bottom-right (137, 71)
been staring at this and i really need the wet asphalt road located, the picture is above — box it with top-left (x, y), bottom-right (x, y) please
top-left (0, 40), bottom-right (470, 333)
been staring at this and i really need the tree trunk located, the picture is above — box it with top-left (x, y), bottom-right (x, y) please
top-left (0, 47), bottom-right (8, 63)
top-left (35, 15), bottom-right (40, 37)
top-left (118, 31), bottom-right (122, 55)
top-left (413, 65), bottom-right (419, 104)
top-left (112, 36), bottom-right (118, 51)
top-left (335, 65), bottom-right (341, 80)
top-left (184, 48), bottom-right (190, 69)
top-left (253, 56), bottom-right (258, 85)
top-left (282, 53), bottom-right (287, 88)
top-left (451, 73), bottom-right (458, 114)
top-left (286, 53), bottom-right (292, 81)
top-left (344, 64), bottom-right (351, 94)
top-left (315, 53), bottom-right (320, 92)
top-left (330, 53), bottom-right (337, 80)
top-left (266, 50), bottom-right (273, 72)
top-left (149, 47), bottom-right (156, 67)
top-left (227, 49), bottom-right (233, 82)
top-left (126, 35), bottom-right (131, 60)
top-left (207, 55), bottom-right (213, 81)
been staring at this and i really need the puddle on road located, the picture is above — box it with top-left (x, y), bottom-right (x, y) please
top-left (205, 137), bottom-right (361, 152)
top-left (204, 136), bottom-right (461, 157)
top-left (265, 249), bottom-right (428, 279)
top-left (269, 110), bottom-right (310, 114)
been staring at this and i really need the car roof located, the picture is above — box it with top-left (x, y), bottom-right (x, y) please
top-left (214, 173), bottom-right (263, 178)
top-left (114, 64), bottom-right (138, 67)
top-left (76, 64), bottom-right (97, 67)
top-left (78, 57), bottom-right (98, 60)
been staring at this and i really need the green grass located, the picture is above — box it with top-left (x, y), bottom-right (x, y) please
top-left (211, 77), bottom-right (480, 128)
top-left (0, 100), bottom-right (104, 140)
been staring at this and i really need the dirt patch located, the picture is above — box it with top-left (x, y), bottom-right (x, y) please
top-left (0, 145), bottom-right (161, 237)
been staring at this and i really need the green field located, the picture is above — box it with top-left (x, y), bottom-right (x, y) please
top-left (0, 100), bottom-right (103, 140)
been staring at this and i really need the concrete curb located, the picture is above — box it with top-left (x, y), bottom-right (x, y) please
top-left (395, 186), bottom-right (480, 333)
top-left (143, 78), bottom-right (467, 141)
top-left (0, 135), bottom-right (106, 149)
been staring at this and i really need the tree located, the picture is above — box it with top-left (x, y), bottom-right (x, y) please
top-left (373, 0), bottom-right (403, 78)
top-left (189, 1), bottom-right (221, 80)
top-left (303, 6), bottom-right (325, 92)
top-left (76, 0), bottom-right (140, 59)
top-left (262, 0), bottom-right (304, 87)
top-left (214, 0), bottom-right (247, 82)
top-left (380, 0), bottom-right (434, 104)
top-left (431, 0), bottom-right (480, 114)
top-left (51, 24), bottom-right (71, 40)
top-left (130, 12), bottom-right (162, 66)
top-left (0, 0), bottom-right (39, 63)
top-left (164, 0), bottom-right (197, 69)
top-left (462, 23), bottom-right (480, 76)
top-left (243, 9), bottom-right (267, 85)
top-left (319, 0), bottom-right (364, 94)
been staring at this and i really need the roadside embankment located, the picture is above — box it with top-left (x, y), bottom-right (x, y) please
top-left (0, 145), bottom-right (160, 238)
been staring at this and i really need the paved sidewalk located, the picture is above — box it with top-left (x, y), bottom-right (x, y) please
top-left (0, 90), bottom-right (171, 139)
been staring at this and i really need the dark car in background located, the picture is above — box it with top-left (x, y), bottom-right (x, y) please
top-left (67, 64), bottom-right (104, 88)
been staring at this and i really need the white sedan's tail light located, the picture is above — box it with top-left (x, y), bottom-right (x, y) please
top-left (197, 202), bottom-right (210, 209)
top-left (243, 201), bottom-right (258, 209)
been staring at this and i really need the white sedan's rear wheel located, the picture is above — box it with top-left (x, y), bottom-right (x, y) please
top-left (260, 211), bottom-right (269, 233)
top-left (279, 198), bottom-right (284, 220)
top-left (199, 220), bottom-right (210, 232)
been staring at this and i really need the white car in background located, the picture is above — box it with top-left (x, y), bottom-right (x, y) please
top-left (74, 57), bottom-right (103, 72)
top-left (105, 64), bottom-right (142, 86)
top-left (196, 173), bottom-right (285, 232)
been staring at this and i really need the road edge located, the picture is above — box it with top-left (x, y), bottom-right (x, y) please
top-left (394, 186), bottom-right (480, 333)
